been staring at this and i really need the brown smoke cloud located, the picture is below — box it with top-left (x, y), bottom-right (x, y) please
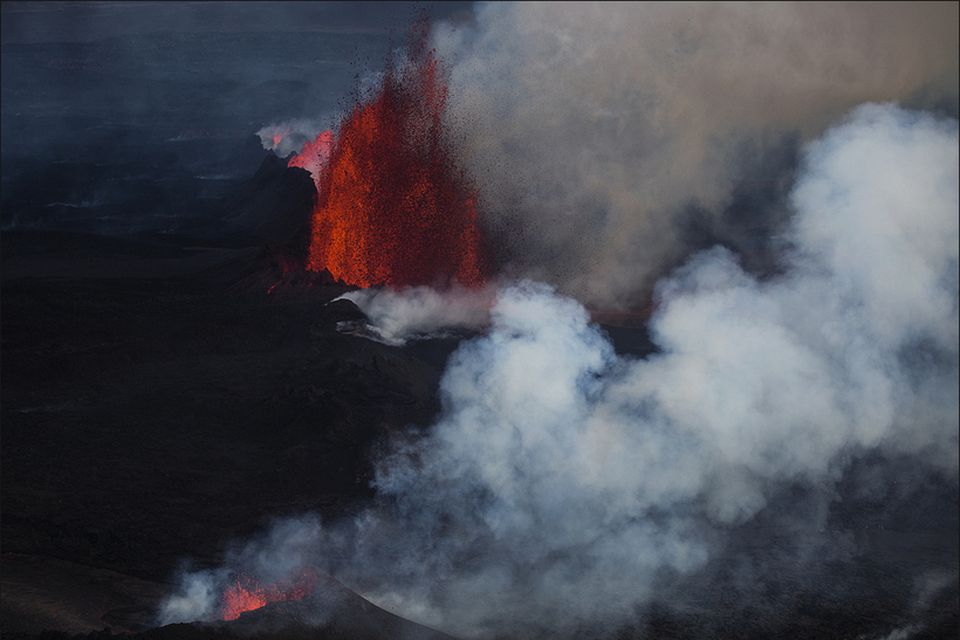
top-left (433, 1), bottom-right (959, 306)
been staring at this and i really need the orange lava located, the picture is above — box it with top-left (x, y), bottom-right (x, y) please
top-left (221, 570), bottom-right (318, 621)
top-left (288, 129), bottom-right (334, 192)
top-left (304, 35), bottom-right (485, 288)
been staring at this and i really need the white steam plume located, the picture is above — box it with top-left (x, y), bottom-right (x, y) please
top-left (164, 105), bottom-right (957, 637)
top-left (336, 285), bottom-right (496, 346)
top-left (432, 2), bottom-right (959, 307)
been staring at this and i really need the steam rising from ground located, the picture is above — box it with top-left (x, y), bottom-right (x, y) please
top-left (336, 286), bottom-right (495, 346)
top-left (432, 2), bottom-right (959, 306)
top-left (163, 105), bottom-right (958, 637)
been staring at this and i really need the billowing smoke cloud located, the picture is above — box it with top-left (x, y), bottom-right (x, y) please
top-left (337, 285), bottom-right (495, 346)
top-left (432, 2), bottom-right (959, 307)
top-left (162, 104), bottom-right (958, 637)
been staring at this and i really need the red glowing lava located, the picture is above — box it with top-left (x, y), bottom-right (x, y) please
top-left (221, 570), bottom-right (318, 621)
top-left (288, 129), bottom-right (334, 192)
top-left (303, 34), bottom-right (486, 288)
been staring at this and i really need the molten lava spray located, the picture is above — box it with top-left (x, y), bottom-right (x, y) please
top-left (220, 570), bottom-right (318, 621)
top-left (301, 39), bottom-right (485, 288)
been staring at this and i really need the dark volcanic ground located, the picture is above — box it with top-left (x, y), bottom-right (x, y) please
top-left (0, 227), bottom-right (461, 637)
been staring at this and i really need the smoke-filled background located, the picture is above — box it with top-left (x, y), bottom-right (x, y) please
top-left (432, 2), bottom-right (958, 307)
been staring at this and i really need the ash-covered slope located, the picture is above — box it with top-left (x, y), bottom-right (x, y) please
top-left (216, 153), bottom-right (316, 249)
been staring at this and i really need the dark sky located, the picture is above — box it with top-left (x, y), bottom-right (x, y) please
top-left (1, 1), bottom-right (475, 43)
top-left (0, 1), bottom-right (477, 234)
